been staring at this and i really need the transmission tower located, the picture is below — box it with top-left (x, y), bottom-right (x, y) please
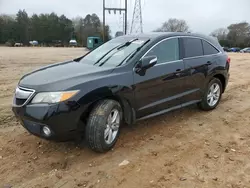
top-left (130, 0), bottom-right (143, 34)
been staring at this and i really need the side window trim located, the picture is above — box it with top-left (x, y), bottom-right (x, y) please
top-left (181, 36), bottom-right (222, 60)
top-left (137, 35), bottom-right (222, 64)
top-left (201, 39), bottom-right (205, 56)
top-left (179, 38), bottom-right (185, 59)
top-left (154, 59), bottom-right (183, 67)
top-left (181, 37), bottom-right (203, 59)
top-left (140, 36), bottom-right (181, 63)
top-left (202, 39), bottom-right (220, 55)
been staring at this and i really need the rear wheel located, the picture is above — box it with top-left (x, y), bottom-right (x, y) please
top-left (198, 78), bottom-right (222, 111)
top-left (85, 100), bottom-right (122, 152)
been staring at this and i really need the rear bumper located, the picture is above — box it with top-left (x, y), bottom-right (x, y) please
top-left (12, 102), bottom-right (84, 141)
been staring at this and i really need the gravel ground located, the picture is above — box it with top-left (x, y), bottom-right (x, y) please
top-left (1, 47), bottom-right (250, 188)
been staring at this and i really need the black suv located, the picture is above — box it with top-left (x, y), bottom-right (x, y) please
top-left (12, 32), bottom-right (230, 152)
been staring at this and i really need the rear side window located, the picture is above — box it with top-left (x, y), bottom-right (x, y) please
top-left (183, 38), bottom-right (203, 58)
top-left (145, 38), bottom-right (179, 64)
top-left (202, 40), bottom-right (219, 55)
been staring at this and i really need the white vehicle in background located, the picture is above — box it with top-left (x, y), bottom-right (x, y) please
top-left (14, 42), bottom-right (23, 47)
top-left (69, 39), bottom-right (77, 47)
top-left (29, 40), bottom-right (39, 46)
top-left (240, 47), bottom-right (250, 53)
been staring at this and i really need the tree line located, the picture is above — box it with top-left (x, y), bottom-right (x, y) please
top-left (155, 18), bottom-right (250, 48)
top-left (0, 10), bottom-right (111, 46)
top-left (1, 11), bottom-right (250, 48)
top-left (211, 22), bottom-right (250, 48)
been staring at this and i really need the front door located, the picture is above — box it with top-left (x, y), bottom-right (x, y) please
top-left (133, 37), bottom-right (185, 119)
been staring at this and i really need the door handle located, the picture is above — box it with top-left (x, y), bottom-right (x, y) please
top-left (207, 61), bottom-right (212, 65)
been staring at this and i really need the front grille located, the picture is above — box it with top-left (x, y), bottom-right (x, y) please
top-left (13, 87), bottom-right (35, 106)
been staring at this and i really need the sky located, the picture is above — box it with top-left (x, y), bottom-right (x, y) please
top-left (0, 0), bottom-right (250, 36)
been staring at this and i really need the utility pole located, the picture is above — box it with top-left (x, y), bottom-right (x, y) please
top-left (123, 13), bottom-right (125, 34)
top-left (125, 0), bottom-right (127, 35)
top-left (103, 0), bottom-right (105, 42)
top-left (103, 0), bottom-right (128, 42)
top-left (130, 0), bottom-right (143, 34)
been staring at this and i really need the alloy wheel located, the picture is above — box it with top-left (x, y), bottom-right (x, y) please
top-left (104, 109), bottom-right (120, 144)
top-left (207, 83), bottom-right (221, 107)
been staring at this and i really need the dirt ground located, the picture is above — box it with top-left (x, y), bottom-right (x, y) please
top-left (1, 47), bottom-right (250, 188)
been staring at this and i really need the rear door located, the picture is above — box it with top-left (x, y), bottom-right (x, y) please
top-left (133, 37), bottom-right (185, 119)
top-left (181, 37), bottom-right (220, 105)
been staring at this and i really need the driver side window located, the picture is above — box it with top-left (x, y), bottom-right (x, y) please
top-left (145, 38), bottom-right (180, 64)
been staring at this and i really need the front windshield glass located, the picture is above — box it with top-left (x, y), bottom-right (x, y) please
top-left (79, 37), bottom-right (147, 67)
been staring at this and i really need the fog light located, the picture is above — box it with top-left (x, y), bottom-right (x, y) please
top-left (43, 126), bottom-right (51, 136)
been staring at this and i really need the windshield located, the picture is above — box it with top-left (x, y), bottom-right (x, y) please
top-left (79, 37), bottom-right (147, 67)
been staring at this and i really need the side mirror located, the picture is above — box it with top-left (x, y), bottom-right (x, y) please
top-left (135, 56), bottom-right (157, 75)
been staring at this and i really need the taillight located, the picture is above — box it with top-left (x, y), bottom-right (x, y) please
top-left (227, 57), bottom-right (231, 64)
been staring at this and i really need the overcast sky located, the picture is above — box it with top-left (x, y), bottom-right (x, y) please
top-left (0, 0), bottom-right (250, 36)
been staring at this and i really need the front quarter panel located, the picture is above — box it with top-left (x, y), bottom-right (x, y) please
top-left (70, 69), bottom-right (135, 121)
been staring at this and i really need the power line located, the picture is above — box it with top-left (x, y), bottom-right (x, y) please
top-left (130, 0), bottom-right (143, 34)
top-left (103, 0), bottom-right (128, 42)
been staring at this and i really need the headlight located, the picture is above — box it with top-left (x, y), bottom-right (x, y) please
top-left (31, 90), bottom-right (79, 104)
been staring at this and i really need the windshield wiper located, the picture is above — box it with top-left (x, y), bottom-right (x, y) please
top-left (93, 46), bottom-right (118, 65)
top-left (117, 38), bottom-right (138, 50)
top-left (94, 38), bottom-right (138, 66)
top-left (98, 47), bottom-right (123, 67)
top-left (117, 39), bottom-right (150, 67)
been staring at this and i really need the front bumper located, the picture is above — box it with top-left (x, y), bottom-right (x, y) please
top-left (12, 101), bottom-right (83, 141)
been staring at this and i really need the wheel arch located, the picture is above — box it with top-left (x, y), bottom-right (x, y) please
top-left (213, 74), bottom-right (226, 93)
top-left (78, 86), bottom-right (136, 130)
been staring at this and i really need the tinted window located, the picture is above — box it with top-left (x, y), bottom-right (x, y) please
top-left (202, 40), bottom-right (219, 55)
top-left (145, 38), bottom-right (179, 64)
top-left (183, 38), bottom-right (203, 58)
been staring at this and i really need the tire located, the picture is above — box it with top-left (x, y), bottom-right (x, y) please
top-left (85, 100), bottom-right (122, 152)
top-left (198, 78), bottom-right (222, 111)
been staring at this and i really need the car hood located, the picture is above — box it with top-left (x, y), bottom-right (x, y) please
top-left (19, 60), bottom-right (114, 91)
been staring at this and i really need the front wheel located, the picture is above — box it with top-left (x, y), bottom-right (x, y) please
top-left (198, 78), bottom-right (222, 111)
top-left (85, 100), bottom-right (122, 152)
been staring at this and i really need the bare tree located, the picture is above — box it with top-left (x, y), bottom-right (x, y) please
top-left (210, 28), bottom-right (228, 41)
top-left (227, 22), bottom-right (250, 47)
top-left (154, 18), bottom-right (189, 32)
